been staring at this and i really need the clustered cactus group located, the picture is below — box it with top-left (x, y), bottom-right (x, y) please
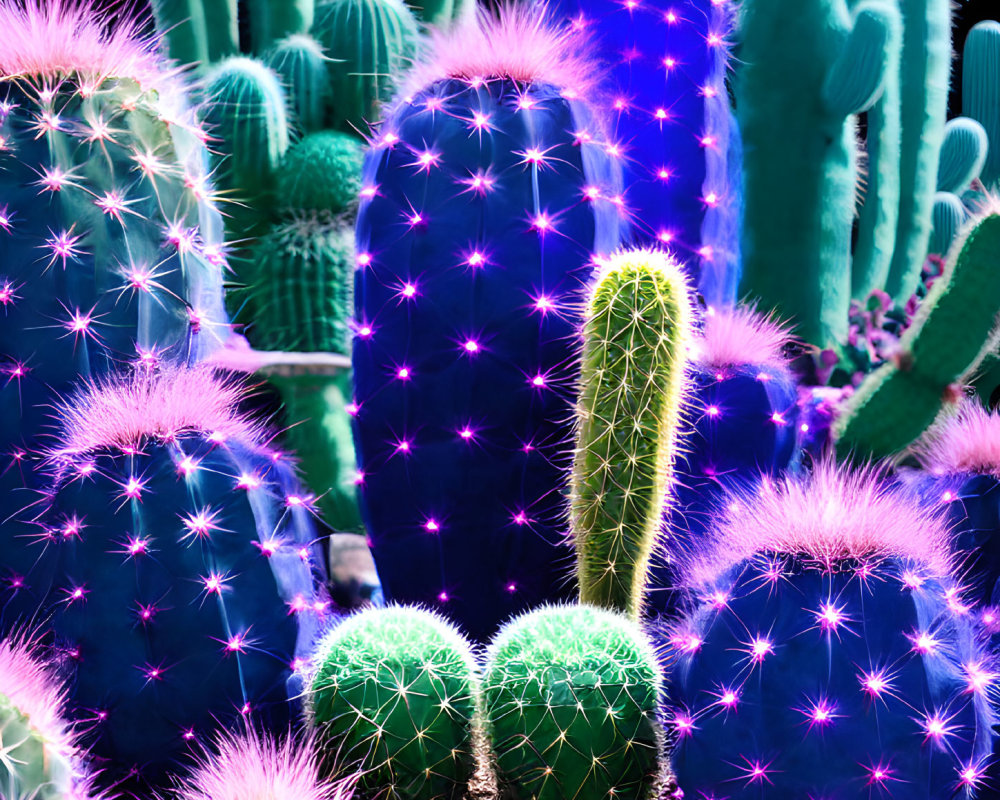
top-left (3, 0), bottom-right (1000, 798)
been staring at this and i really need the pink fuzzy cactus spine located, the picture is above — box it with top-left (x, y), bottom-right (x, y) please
top-left (0, 635), bottom-right (103, 799)
top-left (0, 0), bottom-right (231, 525)
top-left (665, 462), bottom-right (999, 799)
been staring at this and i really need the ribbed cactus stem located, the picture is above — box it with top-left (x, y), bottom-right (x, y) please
top-left (151, 0), bottom-right (210, 66)
top-left (572, 248), bottom-right (692, 620)
top-left (835, 211), bottom-right (1000, 459)
top-left (249, 0), bottom-right (316, 51)
top-left (963, 21), bottom-right (1000, 189)
top-left (936, 116), bottom-right (989, 194)
top-left (265, 35), bottom-right (330, 133)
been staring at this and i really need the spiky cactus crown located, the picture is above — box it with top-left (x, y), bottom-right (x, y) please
top-left (47, 365), bottom-right (265, 459)
top-left (0, 637), bottom-right (73, 757)
top-left (677, 462), bottom-right (957, 588)
top-left (178, 730), bottom-right (356, 800)
top-left (695, 305), bottom-right (794, 370)
top-left (916, 402), bottom-right (1000, 477)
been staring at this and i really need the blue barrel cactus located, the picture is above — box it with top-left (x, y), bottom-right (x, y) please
top-left (352, 8), bottom-right (625, 641)
top-left (648, 305), bottom-right (800, 614)
top-left (666, 463), bottom-right (998, 799)
top-left (0, 1), bottom-right (230, 505)
top-left (1, 366), bottom-right (329, 791)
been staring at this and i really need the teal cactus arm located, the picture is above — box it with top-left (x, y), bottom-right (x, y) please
top-left (835, 211), bottom-right (1000, 460)
top-left (265, 34), bottom-right (331, 133)
top-left (737, 0), bottom-right (900, 350)
top-left (883, 0), bottom-right (953, 304)
top-left (249, 0), bottom-right (316, 53)
top-left (849, 0), bottom-right (901, 301)
top-left (963, 21), bottom-right (1000, 190)
top-left (928, 191), bottom-right (967, 257)
top-left (204, 0), bottom-right (240, 60)
top-left (151, 0), bottom-right (210, 66)
top-left (937, 117), bottom-right (989, 194)
top-left (572, 248), bottom-right (692, 621)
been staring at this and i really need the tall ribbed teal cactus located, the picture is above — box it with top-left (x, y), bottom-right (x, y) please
top-left (737, 0), bottom-right (900, 349)
top-left (835, 210), bottom-right (1000, 460)
top-left (883, 0), bottom-right (953, 303)
top-left (311, 0), bottom-right (419, 134)
top-left (484, 604), bottom-right (665, 800)
top-left (926, 118), bottom-right (987, 258)
top-left (265, 34), bottom-right (331, 134)
top-left (572, 248), bottom-right (692, 620)
top-left (307, 606), bottom-right (479, 799)
top-left (963, 21), bottom-right (1000, 191)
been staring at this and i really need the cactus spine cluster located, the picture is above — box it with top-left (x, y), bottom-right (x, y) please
top-left (571, 248), bottom-right (691, 619)
top-left (307, 606), bottom-right (479, 799)
top-left (484, 604), bottom-right (665, 800)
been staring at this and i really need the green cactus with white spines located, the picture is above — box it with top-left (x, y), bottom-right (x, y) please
top-left (571, 248), bottom-right (693, 620)
top-left (275, 132), bottom-right (364, 216)
top-left (963, 20), bottom-right (1000, 190)
top-left (836, 209), bottom-right (1000, 460)
top-left (307, 606), bottom-right (479, 799)
top-left (483, 605), bottom-right (665, 800)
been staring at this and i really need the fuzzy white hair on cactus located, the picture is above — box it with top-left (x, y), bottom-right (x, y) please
top-left (399, 4), bottom-right (605, 100)
top-left (0, 635), bottom-right (73, 755)
top-left (679, 461), bottom-right (957, 587)
top-left (47, 365), bottom-right (265, 458)
top-left (177, 729), bottom-right (356, 800)
top-left (916, 402), bottom-right (1000, 477)
top-left (695, 304), bottom-right (795, 370)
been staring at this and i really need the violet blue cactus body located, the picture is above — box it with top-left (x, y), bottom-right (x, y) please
top-left (352, 9), bottom-right (625, 641)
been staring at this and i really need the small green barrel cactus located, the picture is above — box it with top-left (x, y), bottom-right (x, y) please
top-left (307, 606), bottom-right (479, 799)
top-left (0, 638), bottom-right (97, 800)
top-left (483, 604), bottom-right (665, 800)
top-left (572, 248), bottom-right (692, 620)
top-left (311, 0), bottom-right (419, 134)
top-left (836, 209), bottom-right (1000, 460)
top-left (275, 132), bottom-right (365, 216)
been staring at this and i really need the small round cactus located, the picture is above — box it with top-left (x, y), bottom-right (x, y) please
top-left (483, 604), bottom-right (665, 800)
top-left (276, 132), bottom-right (365, 216)
top-left (307, 606), bottom-right (479, 799)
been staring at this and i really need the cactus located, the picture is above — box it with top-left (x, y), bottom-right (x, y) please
top-left (265, 35), bottom-right (332, 134)
top-left (571, 248), bottom-right (692, 620)
top-left (666, 463), bottom-right (998, 799)
top-left (275, 132), bottom-right (365, 216)
top-left (483, 604), bottom-right (665, 800)
top-left (352, 7), bottom-right (626, 641)
top-left (0, 0), bottom-right (231, 507)
top-left (0, 366), bottom-right (330, 791)
top-left (307, 606), bottom-right (478, 799)
top-left (647, 306), bottom-right (800, 614)
top-left (311, 0), bottom-right (419, 135)
top-left (548, 0), bottom-right (740, 305)
top-left (883, 0), bottom-right (954, 303)
top-left (0, 637), bottom-right (101, 800)
top-left (928, 191), bottom-right (967, 257)
top-left (737, 0), bottom-right (900, 349)
top-left (963, 21), bottom-right (1000, 190)
top-left (835, 210), bottom-right (1000, 460)
top-left (937, 117), bottom-right (989, 195)
top-left (177, 729), bottom-right (357, 800)
top-left (248, 0), bottom-right (316, 54)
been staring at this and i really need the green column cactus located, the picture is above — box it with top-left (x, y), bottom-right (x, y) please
top-left (306, 606), bottom-right (479, 799)
top-left (572, 248), bottom-right (692, 620)
top-left (835, 210), bottom-right (1000, 460)
top-left (249, 0), bottom-right (316, 52)
top-left (483, 604), bottom-right (665, 800)
top-left (883, 0), bottom-right (953, 303)
top-left (737, 0), bottom-right (900, 349)
top-left (963, 21), bottom-right (1000, 190)
top-left (265, 35), bottom-right (331, 133)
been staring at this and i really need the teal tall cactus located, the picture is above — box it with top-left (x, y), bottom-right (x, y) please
top-left (883, 0), bottom-right (953, 302)
top-left (483, 605), bottom-right (665, 800)
top-left (835, 210), bottom-right (1000, 460)
top-left (265, 35), bottom-right (331, 133)
top-left (737, 0), bottom-right (900, 349)
top-left (963, 21), bottom-right (1000, 191)
top-left (311, 0), bottom-right (419, 134)
top-left (248, 0), bottom-right (316, 53)
top-left (572, 248), bottom-right (692, 620)
top-left (307, 606), bottom-right (478, 799)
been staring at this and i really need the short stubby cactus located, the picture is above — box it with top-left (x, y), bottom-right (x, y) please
top-left (484, 604), bottom-right (665, 800)
top-left (353, 8), bottom-right (626, 641)
top-left (307, 606), bottom-right (479, 800)
top-left (0, 366), bottom-right (330, 790)
top-left (666, 463), bottom-right (998, 799)
top-left (549, 0), bottom-right (741, 305)
top-left (177, 728), bottom-right (357, 800)
top-left (275, 132), bottom-right (365, 216)
top-left (0, 1), bottom-right (231, 504)
top-left (736, 0), bottom-right (899, 349)
top-left (647, 305), bottom-right (800, 614)
top-left (0, 636), bottom-right (101, 800)
top-left (572, 248), bottom-right (692, 620)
